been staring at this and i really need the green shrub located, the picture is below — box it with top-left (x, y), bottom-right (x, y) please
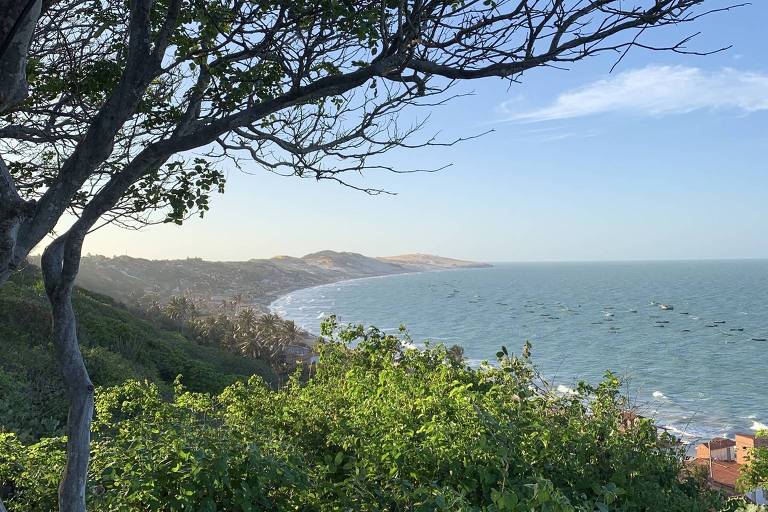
top-left (0, 321), bottom-right (725, 511)
top-left (0, 267), bottom-right (276, 440)
top-left (737, 430), bottom-right (768, 504)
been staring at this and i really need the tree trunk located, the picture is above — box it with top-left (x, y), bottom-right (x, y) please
top-left (42, 240), bottom-right (93, 512)
top-left (0, 0), bottom-right (41, 112)
top-left (0, 156), bottom-right (33, 287)
top-left (0, 206), bottom-right (21, 286)
top-left (0, 0), bottom-right (41, 289)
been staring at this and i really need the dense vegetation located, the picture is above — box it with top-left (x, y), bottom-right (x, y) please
top-left (1, 317), bottom-right (738, 511)
top-left (0, 267), bottom-right (275, 442)
top-left (133, 293), bottom-right (310, 374)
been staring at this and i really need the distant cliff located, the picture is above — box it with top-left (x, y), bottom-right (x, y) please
top-left (71, 251), bottom-right (490, 310)
top-left (379, 253), bottom-right (492, 271)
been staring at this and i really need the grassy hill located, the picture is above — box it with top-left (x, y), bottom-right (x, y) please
top-left (0, 266), bottom-right (275, 442)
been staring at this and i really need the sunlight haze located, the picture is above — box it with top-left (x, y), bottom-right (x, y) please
top-left (80, 2), bottom-right (767, 262)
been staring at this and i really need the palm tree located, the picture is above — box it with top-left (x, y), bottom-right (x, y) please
top-left (164, 295), bottom-right (198, 334)
top-left (236, 308), bottom-right (259, 336)
top-left (238, 313), bottom-right (286, 363)
top-left (279, 320), bottom-right (305, 345)
top-left (192, 315), bottom-right (227, 346)
top-left (255, 313), bottom-right (282, 343)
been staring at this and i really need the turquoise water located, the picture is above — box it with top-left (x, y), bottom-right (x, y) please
top-left (271, 260), bottom-right (768, 442)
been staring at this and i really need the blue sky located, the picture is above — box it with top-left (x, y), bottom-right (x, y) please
top-left (83, 1), bottom-right (768, 262)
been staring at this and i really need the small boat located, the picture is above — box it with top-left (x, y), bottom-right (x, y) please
top-left (659, 304), bottom-right (674, 311)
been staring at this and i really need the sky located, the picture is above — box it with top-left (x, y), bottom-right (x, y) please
top-left (81, 1), bottom-right (768, 263)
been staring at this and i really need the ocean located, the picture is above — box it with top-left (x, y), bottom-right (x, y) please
top-left (271, 260), bottom-right (768, 443)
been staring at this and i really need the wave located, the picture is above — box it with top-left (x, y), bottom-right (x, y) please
top-left (750, 421), bottom-right (768, 431)
top-left (653, 391), bottom-right (668, 400)
top-left (660, 424), bottom-right (702, 440)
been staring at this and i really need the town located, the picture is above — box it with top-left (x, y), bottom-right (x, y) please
top-left (691, 432), bottom-right (767, 505)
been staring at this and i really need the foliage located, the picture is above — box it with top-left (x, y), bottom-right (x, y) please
top-left (147, 295), bottom-right (311, 374)
top-left (234, 312), bottom-right (306, 365)
top-left (0, 318), bottom-right (725, 511)
top-left (0, 266), bottom-right (275, 442)
top-left (0, 0), bottom-right (721, 280)
top-left (738, 430), bottom-right (768, 496)
top-left (163, 295), bottom-right (199, 328)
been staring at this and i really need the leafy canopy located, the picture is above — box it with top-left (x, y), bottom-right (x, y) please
top-left (0, 319), bottom-right (726, 511)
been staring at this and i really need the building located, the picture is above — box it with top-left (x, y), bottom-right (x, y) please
top-left (691, 433), bottom-right (766, 505)
top-left (736, 433), bottom-right (768, 464)
top-left (696, 437), bottom-right (736, 461)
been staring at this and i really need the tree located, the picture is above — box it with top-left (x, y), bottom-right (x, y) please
top-left (163, 295), bottom-right (199, 332)
top-left (0, 1), bottom-right (731, 510)
top-left (738, 431), bottom-right (768, 499)
top-left (235, 307), bottom-right (260, 336)
top-left (238, 312), bottom-right (286, 361)
top-left (192, 313), bottom-right (236, 346)
top-left (279, 319), bottom-right (305, 346)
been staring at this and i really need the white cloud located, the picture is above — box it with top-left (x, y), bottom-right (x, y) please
top-left (500, 65), bottom-right (768, 122)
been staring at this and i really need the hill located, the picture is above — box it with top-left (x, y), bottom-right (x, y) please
top-left (379, 253), bottom-right (493, 270)
top-left (70, 251), bottom-right (490, 311)
top-left (0, 266), bottom-right (275, 441)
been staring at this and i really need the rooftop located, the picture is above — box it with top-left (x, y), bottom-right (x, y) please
top-left (690, 459), bottom-right (742, 491)
top-left (736, 433), bottom-right (768, 447)
top-left (704, 437), bottom-right (736, 450)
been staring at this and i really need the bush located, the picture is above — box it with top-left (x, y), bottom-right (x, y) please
top-left (0, 267), bottom-right (276, 440)
top-left (0, 320), bottom-right (724, 511)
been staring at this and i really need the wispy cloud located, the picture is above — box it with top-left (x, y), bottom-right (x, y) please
top-left (500, 65), bottom-right (768, 122)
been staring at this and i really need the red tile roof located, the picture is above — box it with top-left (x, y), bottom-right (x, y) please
top-left (705, 438), bottom-right (736, 450)
top-left (690, 459), bottom-right (742, 490)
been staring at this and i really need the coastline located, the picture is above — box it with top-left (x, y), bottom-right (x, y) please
top-left (70, 252), bottom-right (491, 314)
top-left (268, 266), bottom-right (483, 334)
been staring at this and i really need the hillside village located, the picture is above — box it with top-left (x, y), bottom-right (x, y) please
top-left (624, 410), bottom-right (767, 506)
top-left (691, 433), bottom-right (767, 505)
